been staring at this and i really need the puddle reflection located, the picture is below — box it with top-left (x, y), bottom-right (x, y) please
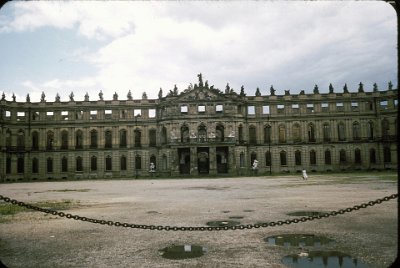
top-left (159, 244), bottom-right (207, 259)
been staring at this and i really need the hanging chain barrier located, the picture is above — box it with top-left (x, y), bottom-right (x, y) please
top-left (0, 193), bottom-right (397, 231)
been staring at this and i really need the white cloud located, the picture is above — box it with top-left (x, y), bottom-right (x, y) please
top-left (1, 1), bottom-right (396, 101)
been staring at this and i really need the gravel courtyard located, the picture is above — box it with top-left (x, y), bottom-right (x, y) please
top-left (0, 172), bottom-right (397, 268)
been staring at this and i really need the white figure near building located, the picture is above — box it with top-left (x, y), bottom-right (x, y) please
top-left (302, 169), bottom-right (308, 180)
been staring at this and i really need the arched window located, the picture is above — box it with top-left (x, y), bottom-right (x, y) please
top-left (17, 156), bottom-right (24, 173)
top-left (383, 147), bottom-right (391, 163)
top-left (90, 130), bottom-right (98, 148)
top-left (149, 129), bottom-right (157, 146)
top-left (339, 149), bottom-right (346, 163)
top-left (17, 130), bottom-right (25, 149)
top-left (370, 149), bottom-right (376, 164)
top-left (278, 125), bottom-right (286, 143)
top-left (150, 155), bottom-right (157, 169)
top-left (162, 154), bottom-right (168, 170)
top-left (310, 150), bottom-right (316, 165)
top-left (367, 121), bottom-right (374, 140)
top-left (61, 130), bottom-right (68, 149)
top-left (105, 155), bottom-right (112, 171)
top-left (337, 122), bottom-right (346, 141)
top-left (32, 131), bottom-right (39, 150)
top-left (280, 151), bottom-right (287, 166)
top-left (323, 123), bottom-right (331, 142)
top-left (47, 157), bottom-right (53, 173)
top-left (354, 148), bottom-right (361, 164)
top-left (6, 129), bottom-right (11, 148)
top-left (135, 155), bottom-right (142, 170)
top-left (250, 152), bottom-right (257, 166)
top-left (120, 129), bottom-right (127, 148)
top-left (47, 131), bottom-right (54, 150)
top-left (120, 155), bottom-right (127, 171)
top-left (75, 130), bottom-right (83, 149)
top-left (105, 130), bottom-right (112, 148)
top-left (308, 123), bottom-right (315, 142)
top-left (382, 119), bottom-right (390, 140)
top-left (295, 150), bottom-right (301, 166)
top-left (325, 150), bottom-right (331, 165)
top-left (293, 124), bottom-right (301, 142)
top-left (249, 126), bottom-right (257, 145)
top-left (352, 122), bottom-right (361, 140)
top-left (264, 125), bottom-right (271, 143)
top-left (134, 128), bottom-right (142, 147)
top-left (181, 125), bottom-right (189, 143)
top-left (216, 124), bottom-right (224, 142)
top-left (239, 152), bottom-right (245, 167)
top-left (76, 156), bottom-right (83, 171)
top-left (238, 125), bottom-right (244, 143)
top-left (265, 151), bottom-right (271, 166)
top-left (161, 127), bottom-right (167, 145)
top-left (32, 158), bottom-right (39, 173)
top-left (91, 156), bottom-right (97, 171)
top-left (62, 157), bottom-right (68, 172)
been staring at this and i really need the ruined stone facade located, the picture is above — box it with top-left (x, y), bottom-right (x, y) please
top-left (0, 76), bottom-right (398, 181)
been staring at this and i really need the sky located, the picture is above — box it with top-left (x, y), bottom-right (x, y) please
top-left (0, 1), bottom-right (397, 102)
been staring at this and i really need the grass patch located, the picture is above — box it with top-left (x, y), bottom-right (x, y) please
top-left (0, 203), bottom-right (27, 216)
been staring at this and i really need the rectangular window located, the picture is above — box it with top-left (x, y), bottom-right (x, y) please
top-left (351, 102), bottom-right (358, 111)
top-left (321, 103), bottom-right (329, 112)
top-left (336, 102), bottom-right (344, 111)
top-left (17, 112), bottom-right (25, 121)
top-left (134, 109), bottom-right (141, 116)
top-left (61, 111), bottom-right (69, 120)
top-left (180, 105), bottom-right (188, 113)
top-left (262, 105), bottom-right (270, 114)
top-left (277, 104), bottom-right (284, 114)
top-left (292, 104), bottom-right (299, 109)
top-left (5, 111), bottom-right (11, 118)
top-left (148, 109), bottom-right (156, 118)
top-left (46, 111), bottom-right (54, 120)
top-left (247, 106), bottom-right (255, 115)
top-left (306, 104), bottom-right (314, 113)
top-left (380, 100), bottom-right (388, 109)
top-left (198, 105), bottom-right (206, 113)
top-left (105, 110), bottom-right (112, 119)
top-left (90, 110), bottom-right (97, 120)
top-left (216, 104), bottom-right (223, 113)
top-left (394, 99), bottom-right (398, 107)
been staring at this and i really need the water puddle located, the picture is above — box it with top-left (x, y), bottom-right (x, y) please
top-left (159, 244), bottom-right (207, 259)
top-left (243, 209), bottom-right (255, 212)
top-left (287, 211), bottom-right (327, 217)
top-left (282, 251), bottom-right (369, 268)
top-left (265, 234), bottom-right (334, 248)
top-left (229, 216), bottom-right (244, 219)
top-left (206, 220), bottom-right (240, 227)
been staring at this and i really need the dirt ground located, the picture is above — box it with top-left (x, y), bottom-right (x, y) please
top-left (0, 172), bottom-right (398, 268)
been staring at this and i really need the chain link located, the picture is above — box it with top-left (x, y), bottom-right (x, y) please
top-left (0, 193), bottom-right (397, 231)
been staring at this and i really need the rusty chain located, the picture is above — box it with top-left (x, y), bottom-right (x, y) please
top-left (0, 193), bottom-right (397, 231)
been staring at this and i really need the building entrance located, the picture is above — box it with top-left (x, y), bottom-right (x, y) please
top-left (178, 148), bottom-right (190, 174)
top-left (197, 147), bottom-right (209, 174)
top-left (217, 147), bottom-right (228, 173)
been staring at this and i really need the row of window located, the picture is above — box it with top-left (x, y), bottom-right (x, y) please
top-left (4, 98), bottom-right (397, 121)
top-left (241, 147), bottom-right (392, 167)
top-left (3, 118), bottom-right (395, 150)
top-left (6, 147), bottom-right (392, 174)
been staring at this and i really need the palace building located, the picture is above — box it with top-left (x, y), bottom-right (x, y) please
top-left (0, 75), bottom-right (398, 181)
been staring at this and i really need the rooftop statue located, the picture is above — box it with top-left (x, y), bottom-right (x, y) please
top-left (69, 92), bottom-right (74, 101)
top-left (84, 92), bottom-right (89, 101)
top-left (55, 93), bottom-right (60, 102)
top-left (270, 85), bottom-right (276, 96)
top-left (41, 92), bottom-right (46, 102)
top-left (113, 92), bottom-right (118, 100)
top-left (26, 94), bottom-right (30, 102)
top-left (1, 92), bottom-right (5, 101)
top-left (99, 90), bottom-right (103, 100)
top-left (343, 83), bottom-right (348, 93)
top-left (314, 84), bottom-right (319, 94)
top-left (12, 93), bottom-right (16, 102)
top-left (329, 83), bottom-right (334, 94)
top-left (358, 82), bottom-right (364, 93)
top-left (127, 90), bottom-right (133, 100)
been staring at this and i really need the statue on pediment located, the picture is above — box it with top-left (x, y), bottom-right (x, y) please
top-left (300, 90), bottom-right (305, 95)
top-left (284, 90), bottom-right (290, 96)
top-left (40, 91), bottom-right (46, 102)
top-left (142, 92), bottom-right (147, 100)
top-left (314, 84), bottom-right (319, 94)
top-left (270, 85), bottom-right (276, 96)
top-left (197, 73), bottom-right (203, 87)
top-left (158, 88), bottom-right (162, 99)
top-left (255, 87), bottom-right (261, 96)
top-left (358, 82), bottom-right (364, 93)
top-left (388, 81), bottom-right (393, 90)
top-left (12, 93), bottom-right (16, 102)
top-left (55, 93), bottom-right (60, 102)
top-left (373, 83), bottom-right (378, 92)
top-left (329, 83), bottom-right (334, 94)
